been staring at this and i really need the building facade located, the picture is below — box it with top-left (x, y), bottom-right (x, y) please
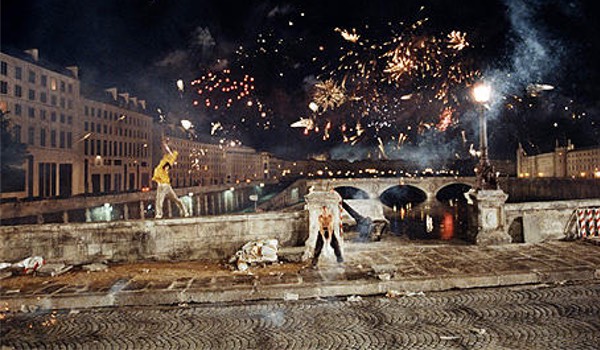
top-left (81, 92), bottom-right (153, 194)
top-left (517, 141), bottom-right (600, 178)
top-left (0, 49), bottom-right (156, 199)
top-left (156, 130), bottom-right (269, 188)
top-left (0, 49), bottom-right (83, 199)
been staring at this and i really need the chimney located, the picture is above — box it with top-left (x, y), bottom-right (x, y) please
top-left (24, 49), bottom-right (39, 62)
top-left (130, 96), bottom-right (138, 107)
top-left (138, 99), bottom-right (146, 110)
top-left (118, 92), bottom-right (130, 104)
top-left (105, 87), bottom-right (118, 100)
top-left (66, 66), bottom-right (79, 79)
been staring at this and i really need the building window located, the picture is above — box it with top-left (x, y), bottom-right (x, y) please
top-left (84, 106), bottom-right (89, 116)
top-left (0, 81), bottom-right (7, 94)
top-left (91, 107), bottom-right (95, 116)
top-left (104, 110), bottom-right (108, 119)
top-left (50, 130), bottom-right (56, 147)
top-left (40, 110), bottom-right (46, 120)
top-left (14, 104), bottom-right (21, 115)
top-left (14, 85), bottom-right (22, 97)
top-left (84, 139), bottom-right (89, 155)
top-left (103, 140), bottom-right (108, 155)
top-left (60, 114), bottom-right (65, 123)
top-left (96, 109), bottom-right (101, 118)
top-left (28, 89), bottom-right (35, 100)
top-left (67, 99), bottom-right (72, 109)
top-left (67, 132), bottom-right (72, 148)
top-left (40, 128), bottom-right (46, 146)
top-left (40, 92), bottom-right (47, 103)
top-left (90, 139), bottom-right (95, 154)
top-left (51, 112), bottom-right (56, 122)
top-left (68, 84), bottom-right (73, 94)
top-left (28, 126), bottom-right (35, 145)
top-left (96, 124), bottom-right (101, 133)
top-left (60, 97), bottom-right (65, 108)
top-left (28, 107), bottom-right (35, 118)
top-left (28, 70), bottom-right (36, 84)
top-left (84, 121), bottom-right (89, 131)
top-left (51, 95), bottom-right (57, 106)
top-left (67, 115), bottom-right (72, 125)
top-left (15, 66), bottom-right (22, 80)
top-left (13, 125), bottom-right (21, 143)
top-left (41, 75), bottom-right (47, 87)
top-left (60, 81), bottom-right (65, 92)
top-left (103, 125), bottom-right (107, 134)
top-left (96, 140), bottom-right (101, 155)
top-left (50, 78), bottom-right (57, 91)
top-left (60, 131), bottom-right (65, 148)
top-left (0, 61), bottom-right (7, 75)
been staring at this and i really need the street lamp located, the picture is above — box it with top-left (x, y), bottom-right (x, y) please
top-left (472, 82), bottom-right (497, 190)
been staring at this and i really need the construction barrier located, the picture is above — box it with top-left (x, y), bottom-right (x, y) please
top-left (576, 208), bottom-right (600, 238)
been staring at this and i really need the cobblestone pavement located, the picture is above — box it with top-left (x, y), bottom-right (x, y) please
top-left (1, 282), bottom-right (599, 349)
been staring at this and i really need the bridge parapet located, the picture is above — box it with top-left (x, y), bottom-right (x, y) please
top-left (308, 177), bottom-right (477, 200)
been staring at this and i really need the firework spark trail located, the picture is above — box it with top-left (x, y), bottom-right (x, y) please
top-left (189, 68), bottom-right (272, 145)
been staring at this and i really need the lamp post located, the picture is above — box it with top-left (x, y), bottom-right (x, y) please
top-left (472, 82), bottom-right (496, 190)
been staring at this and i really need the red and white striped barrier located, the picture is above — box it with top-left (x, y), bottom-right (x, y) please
top-left (576, 208), bottom-right (600, 238)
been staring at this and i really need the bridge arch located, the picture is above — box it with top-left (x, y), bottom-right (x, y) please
top-left (435, 183), bottom-right (472, 203)
top-left (334, 186), bottom-right (370, 200)
top-left (379, 185), bottom-right (427, 208)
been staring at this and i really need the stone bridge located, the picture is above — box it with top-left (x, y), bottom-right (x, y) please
top-left (307, 177), bottom-right (477, 221)
top-left (308, 177), bottom-right (477, 201)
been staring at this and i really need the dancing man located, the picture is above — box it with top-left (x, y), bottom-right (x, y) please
top-left (152, 142), bottom-right (189, 219)
top-left (312, 205), bottom-right (344, 267)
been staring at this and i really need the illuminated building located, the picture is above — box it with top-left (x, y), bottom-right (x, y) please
top-left (0, 49), bottom-right (154, 199)
top-left (81, 90), bottom-right (153, 193)
top-left (0, 49), bottom-right (82, 198)
top-left (517, 141), bottom-right (600, 178)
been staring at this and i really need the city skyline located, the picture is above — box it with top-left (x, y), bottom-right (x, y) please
top-left (2, 0), bottom-right (599, 162)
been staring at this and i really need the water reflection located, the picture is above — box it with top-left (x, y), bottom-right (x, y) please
top-left (385, 200), bottom-right (468, 242)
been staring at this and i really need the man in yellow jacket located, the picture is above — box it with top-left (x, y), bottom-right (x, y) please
top-left (152, 146), bottom-right (189, 219)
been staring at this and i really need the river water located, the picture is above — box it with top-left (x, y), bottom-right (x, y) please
top-left (385, 200), bottom-right (470, 243)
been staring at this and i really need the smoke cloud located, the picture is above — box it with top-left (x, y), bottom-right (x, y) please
top-left (485, 0), bottom-right (568, 118)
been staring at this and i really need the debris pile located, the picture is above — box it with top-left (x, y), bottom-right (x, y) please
top-left (229, 239), bottom-right (279, 271)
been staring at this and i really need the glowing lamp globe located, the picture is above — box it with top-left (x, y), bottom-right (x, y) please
top-left (472, 83), bottom-right (491, 103)
top-left (181, 120), bottom-right (193, 130)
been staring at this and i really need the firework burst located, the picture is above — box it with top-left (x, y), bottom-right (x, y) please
top-left (311, 79), bottom-right (347, 112)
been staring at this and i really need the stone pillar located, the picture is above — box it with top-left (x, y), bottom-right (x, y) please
top-left (302, 190), bottom-right (344, 262)
top-left (84, 209), bottom-right (91, 223)
top-left (123, 204), bottom-right (129, 220)
top-left (469, 189), bottom-right (511, 245)
top-left (139, 201), bottom-right (145, 220)
top-left (62, 211), bottom-right (69, 223)
top-left (196, 195), bottom-right (201, 216)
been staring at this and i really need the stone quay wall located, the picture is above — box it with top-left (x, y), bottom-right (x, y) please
top-left (504, 199), bottom-right (600, 243)
top-left (0, 211), bottom-right (308, 265)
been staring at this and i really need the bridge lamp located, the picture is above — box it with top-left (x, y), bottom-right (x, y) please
top-left (472, 82), bottom-right (495, 190)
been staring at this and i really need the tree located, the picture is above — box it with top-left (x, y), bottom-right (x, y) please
top-left (1, 110), bottom-right (29, 193)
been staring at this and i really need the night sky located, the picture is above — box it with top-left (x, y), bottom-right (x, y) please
top-left (2, 0), bottom-right (599, 165)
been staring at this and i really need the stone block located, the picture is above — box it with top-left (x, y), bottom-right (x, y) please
top-left (498, 272), bottom-right (538, 286)
top-left (445, 275), bottom-right (500, 289)
top-left (37, 263), bottom-right (73, 277)
top-left (82, 263), bottom-right (108, 272)
top-left (536, 268), bottom-right (595, 283)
